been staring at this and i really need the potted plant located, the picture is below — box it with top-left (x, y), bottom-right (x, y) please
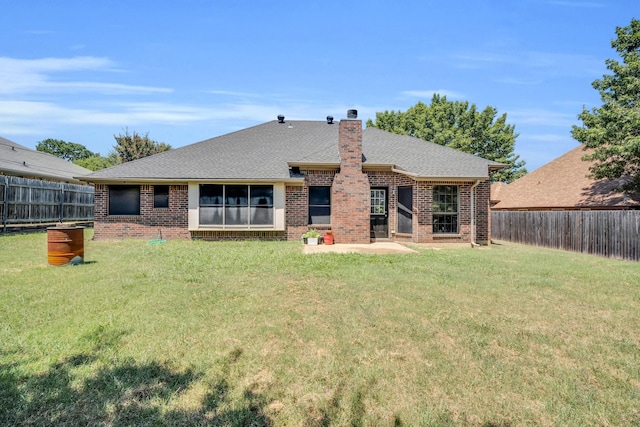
top-left (302, 228), bottom-right (321, 245)
top-left (323, 230), bottom-right (334, 245)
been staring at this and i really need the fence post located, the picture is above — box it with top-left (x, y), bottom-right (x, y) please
top-left (60, 184), bottom-right (65, 223)
top-left (2, 175), bottom-right (8, 233)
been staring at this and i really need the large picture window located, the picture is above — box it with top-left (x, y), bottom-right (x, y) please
top-left (433, 185), bottom-right (458, 233)
top-left (308, 186), bottom-right (331, 224)
top-left (109, 185), bottom-right (140, 216)
top-left (199, 184), bottom-right (273, 227)
top-left (397, 186), bottom-right (413, 234)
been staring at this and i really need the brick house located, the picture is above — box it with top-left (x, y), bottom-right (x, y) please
top-left (80, 110), bottom-right (503, 244)
top-left (491, 145), bottom-right (640, 211)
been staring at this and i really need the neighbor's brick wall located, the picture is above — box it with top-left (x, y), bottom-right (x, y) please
top-left (93, 184), bottom-right (190, 240)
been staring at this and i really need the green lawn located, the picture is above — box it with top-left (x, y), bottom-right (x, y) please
top-left (1, 230), bottom-right (639, 426)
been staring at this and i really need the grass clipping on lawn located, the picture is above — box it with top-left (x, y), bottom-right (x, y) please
top-left (1, 231), bottom-right (639, 426)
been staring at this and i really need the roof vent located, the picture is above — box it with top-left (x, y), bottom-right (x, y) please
top-left (326, 115), bottom-right (334, 124)
top-left (277, 114), bottom-right (285, 123)
top-left (347, 109), bottom-right (358, 119)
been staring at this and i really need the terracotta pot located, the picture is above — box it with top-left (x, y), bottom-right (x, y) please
top-left (323, 233), bottom-right (334, 245)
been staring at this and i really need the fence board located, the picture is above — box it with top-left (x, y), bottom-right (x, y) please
top-left (492, 210), bottom-right (640, 261)
top-left (1, 176), bottom-right (94, 231)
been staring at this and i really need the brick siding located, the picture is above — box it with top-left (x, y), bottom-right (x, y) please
top-left (475, 180), bottom-right (491, 244)
top-left (92, 124), bottom-right (492, 243)
top-left (331, 118), bottom-right (371, 244)
top-left (191, 230), bottom-right (286, 241)
top-left (93, 184), bottom-right (190, 240)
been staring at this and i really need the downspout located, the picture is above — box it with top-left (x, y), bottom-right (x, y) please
top-left (470, 180), bottom-right (481, 247)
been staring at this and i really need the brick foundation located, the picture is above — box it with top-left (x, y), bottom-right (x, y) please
top-left (191, 230), bottom-right (286, 241)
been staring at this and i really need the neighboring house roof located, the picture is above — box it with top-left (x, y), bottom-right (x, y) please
top-left (81, 120), bottom-right (504, 182)
top-left (492, 144), bottom-right (640, 210)
top-left (490, 181), bottom-right (508, 206)
top-left (0, 137), bottom-right (92, 184)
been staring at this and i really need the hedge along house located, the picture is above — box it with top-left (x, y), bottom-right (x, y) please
top-left (79, 110), bottom-right (504, 244)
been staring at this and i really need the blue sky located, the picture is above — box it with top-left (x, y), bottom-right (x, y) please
top-left (1, 1), bottom-right (636, 172)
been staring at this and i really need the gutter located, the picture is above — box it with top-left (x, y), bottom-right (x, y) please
top-left (390, 167), bottom-right (420, 178)
top-left (391, 168), bottom-right (490, 182)
top-left (77, 177), bottom-right (306, 185)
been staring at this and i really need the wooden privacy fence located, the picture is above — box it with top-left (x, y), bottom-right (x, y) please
top-left (491, 210), bottom-right (640, 261)
top-left (1, 176), bottom-right (94, 231)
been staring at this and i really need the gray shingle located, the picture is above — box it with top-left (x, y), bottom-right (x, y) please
top-left (1, 137), bottom-right (92, 183)
top-left (363, 128), bottom-right (503, 179)
top-left (82, 120), bottom-right (503, 182)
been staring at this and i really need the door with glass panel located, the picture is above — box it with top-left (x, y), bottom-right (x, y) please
top-left (370, 188), bottom-right (388, 239)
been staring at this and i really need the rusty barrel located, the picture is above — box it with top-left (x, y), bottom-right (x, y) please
top-left (47, 225), bottom-right (84, 266)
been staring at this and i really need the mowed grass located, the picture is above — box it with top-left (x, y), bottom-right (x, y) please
top-left (1, 231), bottom-right (639, 426)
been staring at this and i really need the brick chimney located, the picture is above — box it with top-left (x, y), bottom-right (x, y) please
top-left (331, 110), bottom-right (371, 244)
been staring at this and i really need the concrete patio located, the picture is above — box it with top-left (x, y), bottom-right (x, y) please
top-left (303, 241), bottom-right (417, 254)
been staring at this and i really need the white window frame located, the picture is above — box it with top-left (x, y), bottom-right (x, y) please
top-left (188, 182), bottom-right (286, 231)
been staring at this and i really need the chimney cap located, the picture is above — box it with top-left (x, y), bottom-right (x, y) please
top-left (326, 115), bottom-right (334, 124)
top-left (347, 109), bottom-right (358, 119)
top-left (277, 114), bottom-right (285, 123)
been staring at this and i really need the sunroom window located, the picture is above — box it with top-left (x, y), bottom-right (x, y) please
top-left (199, 184), bottom-right (273, 227)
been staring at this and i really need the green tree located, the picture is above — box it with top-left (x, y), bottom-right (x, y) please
top-left (113, 129), bottom-right (171, 163)
top-left (73, 152), bottom-right (120, 171)
top-left (36, 138), bottom-right (95, 162)
top-left (571, 18), bottom-right (640, 192)
top-left (366, 95), bottom-right (527, 182)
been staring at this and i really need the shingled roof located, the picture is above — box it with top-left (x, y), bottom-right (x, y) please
top-left (81, 120), bottom-right (503, 182)
top-left (492, 144), bottom-right (640, 210)
top-left (1, 137), bottom-right (92, 184)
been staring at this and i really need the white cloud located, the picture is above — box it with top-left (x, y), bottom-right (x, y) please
top-left (0, 100), bottom-right (218, 127)
top-left (0, 56), bottom-right (171, 95)
top-left (51, 82), bottom-right (171, 94)
top-left (0, 95), bottom-right (393, 139)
